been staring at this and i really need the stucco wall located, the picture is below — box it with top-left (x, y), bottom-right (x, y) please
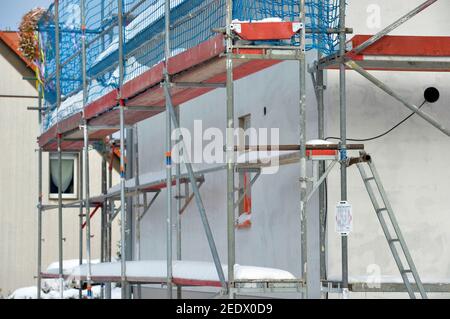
top-left (132, 1), bottom-right (450, 299)
top-left (0, 41), bottom-right (117, 295)
top-left (325, 0), bottom-right (450, 296)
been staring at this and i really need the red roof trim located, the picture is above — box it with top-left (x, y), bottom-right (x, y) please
top-left (0, 31), bottom-right (34, 70)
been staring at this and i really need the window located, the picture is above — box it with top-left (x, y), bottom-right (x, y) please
top-left (237, 114), bottom-right (252, 229)
top-left (49, 153), bottom-right (79, 200)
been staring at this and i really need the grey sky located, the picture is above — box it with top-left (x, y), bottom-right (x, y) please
top-left (0, 0), bottom-right (53, 31)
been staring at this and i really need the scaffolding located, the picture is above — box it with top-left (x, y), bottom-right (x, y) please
top-left (33, 0), bottom-right (450, 299)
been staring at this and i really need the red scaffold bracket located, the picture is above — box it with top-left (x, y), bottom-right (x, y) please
top-left (230, 21), bottom-right (302, 41)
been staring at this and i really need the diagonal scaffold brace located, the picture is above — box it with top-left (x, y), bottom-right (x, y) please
top-left (162, 80), bottom-right (228, 292)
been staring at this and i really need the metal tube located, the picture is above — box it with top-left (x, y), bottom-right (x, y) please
top-left (57, 136), bottom-right (64, 299)
top-left (163, 0), bottom-right (175, 300)
top-left (83, 125), bottom-right (93, 298)
top-left (175, 107), bottom-right (182, 299)
top-left (134, 125), bottom-right (142, 299)
top-left (80, 0), bottom-right (93, 299)
top-left (105, 198), bottom-right (113, 299)
top-left (225, 0), bottom-right (235, 298)
top-left (37, 83), bottom-right (43, 299)
top-left (101, 152), bottom-right (107, 299)
top-left (106, 139), bottom-right (113, 299)
top-left (298, 0), bottom-right (309, 299)
top-left (118, 0), bottom-right (128, 299)
top-left (54, 0), bottom-right (64, 300)
top-left (78, 151), bottom-right (83, 299)
top-left (352, 0), bottom-right (438, 54)
top-left (317, 67), bottom-right (327, 284)
top-left (339, 0), bottom-right (349, 298)
top-left (125, 127), bottom-right (134, 299)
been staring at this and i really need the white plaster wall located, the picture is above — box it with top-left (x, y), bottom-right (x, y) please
top-left (0, 42), bottom-right (119, 295)
top-left (137, 56), bottom-right (319, 280)
top-left (325, 0), bottom-right (450, 296)
top-left (135, 0), bottom-right (450, 298)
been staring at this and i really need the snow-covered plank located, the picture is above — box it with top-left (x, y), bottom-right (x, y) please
top-left (45, 260), bottom-right (296, 287)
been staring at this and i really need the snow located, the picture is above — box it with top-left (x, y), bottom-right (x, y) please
top-left (65, 260), bottom-right (296, 283)
top-left (46, 79), bottom-right (115, 129)
top-left (327, 275), bottom-right (450, 284)
top-left (8, 287), bottom-right (38, 300)
top-left (306, 139), bottom-right (334, 145)
top-left (237, 150), bottom-right (298, 165)
top-left (95, 0), bottom-right (186, 63)
top-left (108, 56), bottom-right (151, 86)
top-left (45, 259), bottom-right (100, 274)
top-left (8, 286), bottom-right (122, 299)
top-left (232, 18), bottom-right (284, 24)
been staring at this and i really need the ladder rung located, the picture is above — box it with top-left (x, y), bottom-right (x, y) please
top-left (388, 238), bottom-right (400, 243)
top-left (376, 208), bottom-right (388, 213)
top-left (401, 270), bottom-right (413, 274)
top-left (364, 177), bottom-right (375, 182)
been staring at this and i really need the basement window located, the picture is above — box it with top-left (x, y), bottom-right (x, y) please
top-left (49, 153), bottom-right (79, 200)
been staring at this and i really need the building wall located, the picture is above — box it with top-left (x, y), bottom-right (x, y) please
top-left (0, 42), bottom-right (117, 296)
top-left (133, 0), bottom-right (450, 298)
top-left (135, 54), bottom-right (319, 299)
top-left (325, 0), bottom-right (450, 296)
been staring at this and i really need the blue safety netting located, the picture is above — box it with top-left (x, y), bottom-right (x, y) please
top-left (38, 0), bottom-right (343, 132)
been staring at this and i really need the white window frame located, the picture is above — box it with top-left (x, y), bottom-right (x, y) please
top-left (49, 153), bottom-right (79, 200)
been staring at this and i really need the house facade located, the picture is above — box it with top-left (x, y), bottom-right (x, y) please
top-left (0, 31), bottom-right (110, 295)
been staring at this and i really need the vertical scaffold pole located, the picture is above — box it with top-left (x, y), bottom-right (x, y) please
top-left (175, 107), bottom-right (182, 300)
top-left (118, 0), bottom-right (128, 299)
top-left (101, 151), bottom-right (107, 299)
top-left (315, 2), bottom-right (327, 296)
top-left (164, 0), bottom-right (173, 300)
top-left (81, 0), bottom-right (93, 299)
top-left (134, 125), bottom-right (142, 299)
top-left (82, 124), bottom-right (92, 299)
top-left (298, 0), bottom-right (308, 299)
top-left (338, 0), bottom-right (349, 298)
top-left (225, 0), bottom-right (235, 298)
top-left (57, 134), bottom-right (64, 299)
top-left (105, 139), bottom-right (113, 299)
top-left (317, 66), bottom-right (327, 284)
top-left (78, 151), bottom-right (83, 299)
top-left (37, 83), bottom-right (43, 300)
top-left (54, 0), bottom-right (64, 300)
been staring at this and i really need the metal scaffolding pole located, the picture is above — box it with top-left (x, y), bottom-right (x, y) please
top-left (78, 151), bottom-right (84, 299)
top-left (316, 66), bottom-right (328, 286)
top-left (37, 83), bottom-right (43, 300)
top-left (101, 152), bottom-right (107, 299)
top-left (54, 0), bottom-right (65, 299)
top-left (338, 0), bottom-right (349, 298)
top-left (225, 0), bottom-right (235, 298)
top-left (164, 0), bottom-right (174, 300)
top-left (175, 107), bottom-right (182, 299)
top-left (118, 0), bottom-right (128, 299)
top-left (125, 127), bottom-right (134, 299)
top-left (83, 125), bottom-right (93, 299)
top-left (106, 138), bottom-right (113, 299)
top-left (81, 0), bottom-right (93, 299)
top-left (57, 135), bottom-right (64, 299)
top-left (134, 125), bottom-right (142, 299)
top-left (298, 0), bottom-right (307, 296)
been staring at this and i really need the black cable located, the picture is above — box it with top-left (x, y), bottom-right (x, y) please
top-left (325, 100), bottom-right (427, 142)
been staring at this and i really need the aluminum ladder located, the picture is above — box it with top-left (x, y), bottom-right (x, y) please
top-left (356, 158), bottom-right (428, 299)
